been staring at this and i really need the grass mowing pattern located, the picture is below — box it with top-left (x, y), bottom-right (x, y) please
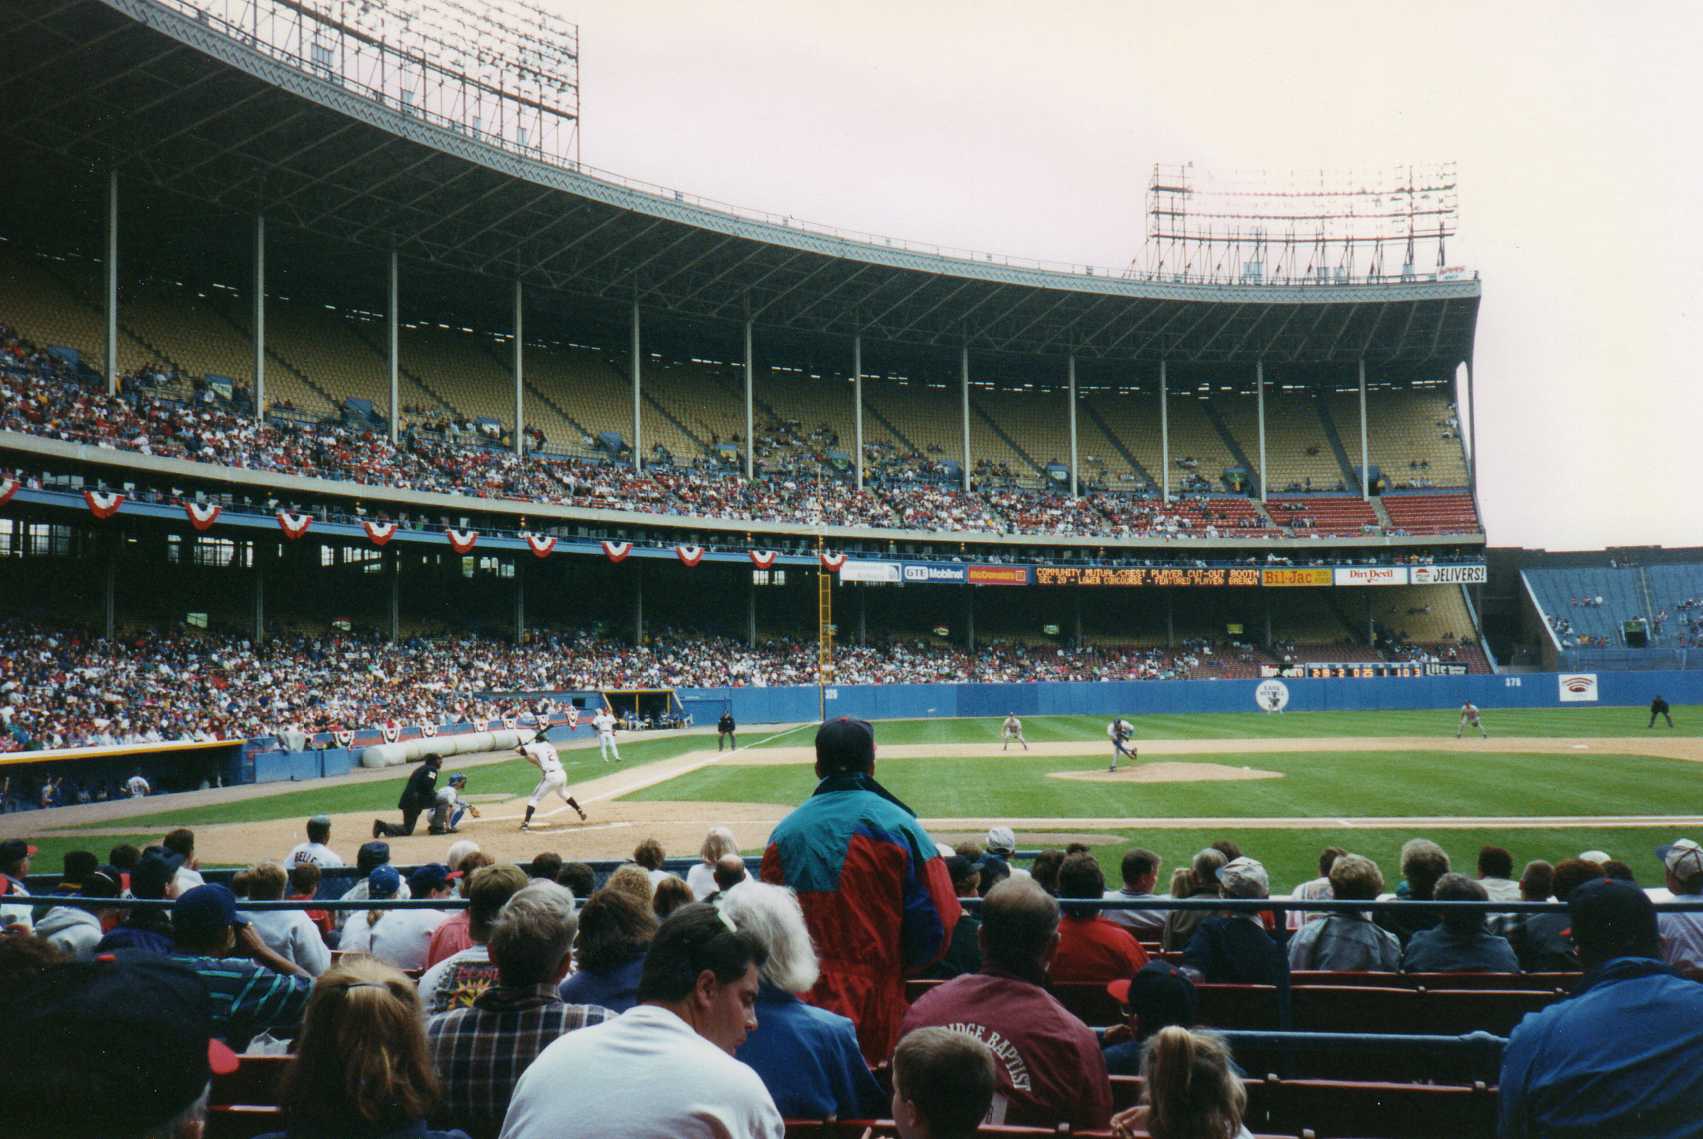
top-left (754, 706), bottom-right (1702, 746)
top-left (624, 750), bottom-right (1703, 820)
top-left (66, 734), bottom-right (710, 831)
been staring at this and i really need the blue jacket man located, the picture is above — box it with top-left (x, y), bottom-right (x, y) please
top-left (1499, 878), bottom-right (1703, 1138)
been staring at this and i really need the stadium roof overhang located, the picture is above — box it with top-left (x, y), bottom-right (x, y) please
top-left (0, 0), bottom-right (1479, 374)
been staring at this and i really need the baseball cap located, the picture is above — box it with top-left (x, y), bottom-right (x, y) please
top-left (309, 813), bottom-right (332, 828)
top-left (408, 862), bottom-right (458, 894)
top-left (0, 838), bottom-right (38, 864)
top-left (4, 955), bottom-right (238, 1138)
top-left (448, 772), bottom-right (468, 786)
top-left (1217, 856), bottom-right (1271, 899)
top-left (130, 848), bottom-right (184, 900)
top-left (368, 863), bottom-right (403, 899)
top-left (986, 826), bottom-right (1017, 853)
top-left (81, 869), bottom-right (122, 900)
top-left (1578, 849), bottom-right (1612, 864)
top-left (357, 840), bottom-right (393, 872)
top-left (173, 884), bottom-right (247, 940)
top-left (815, 716), bottom-right (876, 773)
top-left (1567, 877), bottom-right (1659, 960)
top-left (1657, 838), bottom-right (1703, 880)
top-left (1107, 960), bottom-right (1199, 1033)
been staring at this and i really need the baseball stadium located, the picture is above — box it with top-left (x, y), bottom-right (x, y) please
top-left (3, 2), bottom-right (1702, 1138)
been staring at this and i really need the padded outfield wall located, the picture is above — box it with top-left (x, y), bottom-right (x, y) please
top-left (678, 670), bottom-right (1703, 726)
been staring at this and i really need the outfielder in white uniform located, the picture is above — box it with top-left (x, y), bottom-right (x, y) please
top-left (1107, 717), bottom-right (1136, 773)
top-left (1001, 713), bottom-right (1029, 752)
top-left (1457, 701), bottom-right (1488, 739)
top-left (593, 708), bottom-right (621, 762)
top-left (518, 731), bottom-right (586, 831)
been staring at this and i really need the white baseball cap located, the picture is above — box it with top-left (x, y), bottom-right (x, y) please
top-left (986, 826), bottom-right (1017, 853)
top-left (1659, 838), bottom-right (1703, 881)
top-left (1217, 856), bottom-right (1270, 899)
top-left (1578, 850), bottom-right (1612, 864)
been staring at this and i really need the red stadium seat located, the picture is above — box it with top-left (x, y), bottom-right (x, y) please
top-left (1290, 986), bottom-right (1421, 1034)
top-left (1419, 988), bottom-right (1559, 1037)
top-left (1195, 983), bottom-right (1285, 1031)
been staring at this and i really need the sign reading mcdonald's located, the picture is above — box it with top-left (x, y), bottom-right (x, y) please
top-left (968, 565), bottom-right (1030, 586)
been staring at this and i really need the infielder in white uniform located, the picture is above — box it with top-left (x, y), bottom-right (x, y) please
top-left (1001, 713), bottom-right (1029, 752)
top-left (125, 772), bottom-right (151, 798)
top-left (1107, 716), bottom-right (1136, 773)
top-left (593, 707), bottom-right (621, 762)
top-left (1457, 701), bottom-right (1488, 739)
top-left (518, 730), bottom-right (587, 831)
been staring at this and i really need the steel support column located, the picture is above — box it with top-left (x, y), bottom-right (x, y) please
top-left (960, 344), bottom-right (971, 493)
top-left (387, 248), bottom-right (399, 443)
top-left (514, 560), bottom-right (525, 645)
top-left (631, 299), bottom-right (643, 472)
top-left (513, 281), bottom-right (524, 456)
top-left (633, 564), bottom-right (644, 644)
top-left (743, 316), bottom-right (755, 480)
top-left (747, 579), bottom-right (757, 649)
top-left (1165, 590), bottom-right (1174, 648)
top-left (105, 170), bottom-right (118, 397)
top-left (1073, 591), bottom-right (1083, 647)
top-left (1159, 359), bottom-right (1170, 502)
top-left (1256, 360), bottom-right (1267, 502)
top-left (857, 588), bottom-right (866, 645)
top-left (1465, 358), bottom-right (1479, 498)
top-left (1067, 354), bottom-right (1079, 498)
top-left (1358, 358), bottom-right (1370, 499)
top-left (253, 214), bottom-right (265, 420)
top-left (253, 546), bottom-right (265, 645)
top-left (965, 588), bottom-right (975, 652)
top-left (386, 547), bottom-right (399, 642)
top-left (103, 544), bottom-right (117, 641)
top-left (853, 335), bottom-right (864, 491)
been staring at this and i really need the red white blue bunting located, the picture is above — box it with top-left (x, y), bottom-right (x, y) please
top-left (276, 511), bottom-right (312, 540)
top-left (184, 502), bottom-right (221, 531)
top-left (362, 520), bottom-right (398, 546)
top-left (676, 544), bottom-right (704, 567)
top-left (0, 478), bottom-right (19, 508)
top-left (749, 549), bottom-right (778, 569)
top-left (84, 490), bottom-right (125, 520)
top-left (820, 551), bottom-right (847, 572)
top-left (602, 540), bottom-right (632, 564)
top-left (525, 534), bottom-right (558, 558)
top-left (446, 528), bottom-right (479, 555)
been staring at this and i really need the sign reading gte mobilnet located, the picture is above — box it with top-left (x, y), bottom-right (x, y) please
top-left (1558, 673), bottom-right (1599, 702)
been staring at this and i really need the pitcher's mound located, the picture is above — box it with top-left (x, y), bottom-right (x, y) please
top-left (1050, 762), bottom-right (1284, 784)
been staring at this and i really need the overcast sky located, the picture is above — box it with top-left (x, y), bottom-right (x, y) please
top-left (555, 0), bottom-right (1701, 551)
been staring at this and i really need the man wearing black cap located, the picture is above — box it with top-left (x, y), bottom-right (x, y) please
top-left (36, 867), bottom-right (123, 961)
top-left (4, 954), bottom-right (240, 1139)
top-left (335, 839), bottom-right (411, 933)
top-left (0, 836), bottom-right (38, 931)
top-left (95, 846), bottom-right (184, 954)
top-left (375, 751), bottom-right (443, 838)
top-left (1499, 877), bottom-right (1703, 1137)
top-left (760, 716), bottom-right (958, 1063)
top-left (168, 883), bottom-right (312, 1049)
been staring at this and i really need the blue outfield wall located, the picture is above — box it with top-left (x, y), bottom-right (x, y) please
top-left (679, 670), bottom-right (1703, 726)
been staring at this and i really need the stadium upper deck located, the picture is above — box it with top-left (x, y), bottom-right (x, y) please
top-left (0, 0), bottom-right (1485, 551)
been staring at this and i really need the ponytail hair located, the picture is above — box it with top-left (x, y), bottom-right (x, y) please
top-left (1139, 1026), bottom-right (1246, 1139)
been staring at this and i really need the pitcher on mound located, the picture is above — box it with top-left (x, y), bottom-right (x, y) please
top-left (1108, 716), bottom-right (1136, 772)
top-left (518, 729), bottom-right (586, 832)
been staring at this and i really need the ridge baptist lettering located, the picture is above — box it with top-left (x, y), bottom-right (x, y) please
top-left (1034, 566), bottom-right (1260, 587)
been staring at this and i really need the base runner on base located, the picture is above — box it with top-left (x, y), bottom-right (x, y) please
top-left (518, 730), bottom-right (586, 832)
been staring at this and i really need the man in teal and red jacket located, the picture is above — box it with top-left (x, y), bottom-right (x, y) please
top-left (761, 717), bottom-right (958, 1062)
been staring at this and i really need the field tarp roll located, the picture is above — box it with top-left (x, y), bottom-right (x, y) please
top-left (360, 728), bottom-right (527, 769)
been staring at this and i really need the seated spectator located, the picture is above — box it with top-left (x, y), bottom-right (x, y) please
top-left (287, 863), bottom-right (335, 944)
top-left (1109, 1027), bottom-right (1254, 1139)
top-left (1102, 847), bottom-right (1168, 940)
top-left (1509, 857), bottom-right (1602, 972)
top-left (163, 828), bottom-right (205, 893)
top-left (1401, 873), bottom-right (1520, 973)
top-left (339, 864), bottom-right (454, 971)
top-left (1052, 852), bottom-right (1149, 983)
top-left (427, 882), bottom-right (614, 1135)
top-left (419, 863), bottom-right (529, 1014)
top-left (897, 876), bottom-right (1112, 1131)
top-left (1162, 848), bottom-right (1226, 951)
top-left (1377, 838), bottom-right (1451, 947)
top-left (601, 863), bottom-right (656, 905)
top-left (527, 851), bottom-right (562, 882)
top-left (35, 867), bottom-right (122, 961)
top-left (977, 854), bottom-right (1012, 896)
top-left (239, 862), bottom-right (330, 976)
top-left (924, 855), bottom-right (984, 980)
top-left (1182, 857), bottom-right (1289, 988)
top-left (259, 957), bottom-right (470, 1139)
top-left (652, 875), bottom-right (696, 921)
top-left (633, 838), bottom-right (675, 887)
top-left (169, 884), bottom-right (312, 1049)
top-left (1102, 961), bottom-right (1200, 1076)
top-left (1284, 846), bottom-right (1346, 931)
top-left (723, 881), bottom-right (884, 1119)
top-left (687, 826), bottom-right (739, 899)
top-left (1656, 838), bottom-right (1703, 977)
top-left (1029, 849), bottom-right (1066, 895)
top-left (1477, 845), bottom-right (1522, 902)
top-left (890, 1026), bottom-right (999, 1139)
top-left (1287, 853), bottom-right (1402, 972)
top-left (703, 853), bottom-right (748, 906)
top-left (555, 861), bottom-right (596, 899)
top-left (981, 826), bottom-right (1028, 880)
top-left (337, 842), bottom-right (410, 934)
top-left (9, 954), bottom-right (239, 1139)
top-left (559, 885), bottom-right (656, 1014)
top-left (426, 852), bottom-right (495, 967)
top-left (500, 903), bottom-right (784, 1138)
top-left (1499, 878), bottom-right (1703, 1137)
top-left (95, 847), bottom-right (181, 954)
top-left (1491, 859), bottom-right (1554, 940)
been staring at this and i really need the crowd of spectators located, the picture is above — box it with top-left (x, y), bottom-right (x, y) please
top-left (1, 328), bottom-right (1482, 541)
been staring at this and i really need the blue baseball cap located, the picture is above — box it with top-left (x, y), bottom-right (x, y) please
top-left (173, 884), bottom-right (246, 939)
top-left (408, 863), bottom-right (457, 895)
top-left (447, 772), bottom-right (467, 786)
top-left (368, 864), bottom-right (402, 899)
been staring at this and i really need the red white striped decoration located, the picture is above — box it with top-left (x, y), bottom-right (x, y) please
top-left (565, 706), bottom-right (580, 728)
top-left (362, 520), bottom-right (399, 546)
top-left (749, 549), bottom-right (778, 569)
top-left (675, 544), bottom-right (704, 567)
top-left (381, 724), bottom-right (401, 744)
top-left (276, 511), bottom-right (312, 540)
top-left (602, 540), bottom-right (632, 563)
top-left (0, 478), bottom-right (19, 508)
top-left (525, 533), bottom-right (558, 558)
top-left (501, 716), bottom-right (518, 731)
top-left (419, 722), bottom-right (438, 738)
top-left (84, 490), bottom-right (125, 520)
top-left (184, 502), bottom-right (222, 531)
top-left (820, 551), bottom-right (847, 572)
top-left (446, 528), bottom-right (479, 555)
top-left (332, 730), bottom-right (354, 748)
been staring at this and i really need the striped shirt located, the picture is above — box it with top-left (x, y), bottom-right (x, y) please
top-left (168, 953), bottom-right (312, 1050)
top-left (427, 983), bottom-right (614, 1132)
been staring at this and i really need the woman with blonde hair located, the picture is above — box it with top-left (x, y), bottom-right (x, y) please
top-left (256, 956), bottom-right (469, 1139)
top-left (1109, 1026), bottom-right (1252, 1139)
top-left (688, 826), bottom-right (739, 898)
